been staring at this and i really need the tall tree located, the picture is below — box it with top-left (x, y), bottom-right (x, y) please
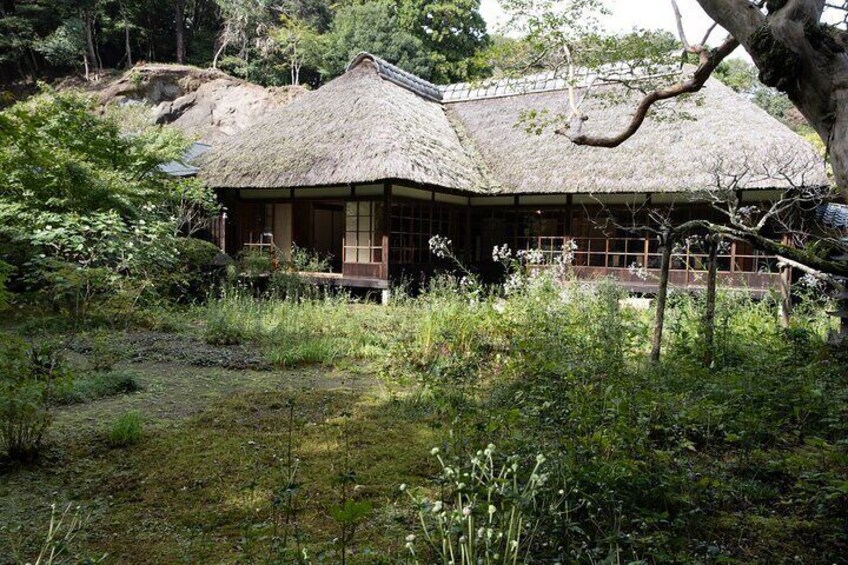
top-left (321, 0), bottom-right (432, 80)
top-left (398, 0), bottom-right (490, 83)
top-left (175, 0), bottom-right (185, 63)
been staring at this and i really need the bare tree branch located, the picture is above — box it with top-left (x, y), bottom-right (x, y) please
top-left (564, 36), bottom-right (739, 147)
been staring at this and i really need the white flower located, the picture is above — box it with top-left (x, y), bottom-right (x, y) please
top-left (430, 447), bottom-right (440, 456)
top-left (492, 244), bottom-right (512, 262)
top-left (399, 483), bottom-right (407, 492)
top-left (428, 235), bottom-right (452, 259)
top-left (627, 262), bottom-right (649, 281)
top-left (488, 505), bottom-right (496, 515)
top-left (432, 501), bottom-right (443, 513)
top-left (462, 506), bottom-right (472, 517)
top-left (405, 534), bottom-right (416, 542)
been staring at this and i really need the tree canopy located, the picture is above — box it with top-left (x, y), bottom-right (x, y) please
top-left (0, 0), bottom-right (491, 87)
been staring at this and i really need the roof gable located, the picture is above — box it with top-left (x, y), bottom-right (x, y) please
top-left (199, 57), bottom-right (485, 191)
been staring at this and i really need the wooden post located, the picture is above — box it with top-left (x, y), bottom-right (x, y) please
top-left (464, 205), bottom-right (472, 264)
top-left (704, 236), bottom-right (719, 366)
top-left (651, 231), bottom-right (673, 363)
top-left (382, 184), bottom-right (391, 281)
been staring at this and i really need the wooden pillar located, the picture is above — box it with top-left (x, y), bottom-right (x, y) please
top-left (464, 205), bottom-right (472, 264)
top-left (382, 183), bottom-right (391, 281)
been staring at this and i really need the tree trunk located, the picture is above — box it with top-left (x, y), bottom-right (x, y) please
top-left (212, 38), bottom-right (228, 69)
top-left (651, 235), bottom-right (673, 363)
top-left (175, 0), bottom-right (186, 63)
top-left (703, 237), bottom-right (719, 366)
top-left (124, 16), bottom-right (133, 68)
top-left (778, 262), bottom-right (792, 328)
top-left (83, 9), bottom-right (100, 74)
top-left (694, 0), bottom-right (848, 200)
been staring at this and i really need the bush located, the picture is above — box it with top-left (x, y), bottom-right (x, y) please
top-left (158, 237), bottom-right (222, 303)
top-left (377, 271), bottom-right (846, 562)
top-left (87, 331), bottom-right (124, 371)
top-left (238, 249), bottom-right (274, 275)
top-left (107, 412), bottom-right (143, 447)
top-left (0, 339), bottom-right (71, 460)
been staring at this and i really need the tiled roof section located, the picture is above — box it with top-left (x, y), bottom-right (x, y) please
top-left (159, 142), bottom-right (212, 177)
top-left (817, 202), bottom-right (848, 230)
top-left (440, 63), bottom-right (678, 103)
top-left (347, 52), bottom-right (443, 102)
top-left (441, 71), bottom-right (569, 102)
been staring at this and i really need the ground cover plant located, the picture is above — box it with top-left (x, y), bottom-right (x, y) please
top-left (0, 269), bottom-right (846, 563)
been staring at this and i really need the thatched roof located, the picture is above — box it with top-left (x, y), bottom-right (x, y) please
top-left (200, 54), bottom-right (827, 194)
top-left (199, 55), bottom-right (485, 191)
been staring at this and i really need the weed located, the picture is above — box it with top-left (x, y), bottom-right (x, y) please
top-left (106, 412), bottom-right (143, 447)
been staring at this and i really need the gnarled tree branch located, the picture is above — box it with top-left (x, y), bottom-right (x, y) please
top-left (565, 35), bottom-right (739, 148)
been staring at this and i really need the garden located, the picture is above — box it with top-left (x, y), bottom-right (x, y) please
top-left (1, 86), bottom-right (846, 565)
top-left (2, 269), bottom-right (847, 564)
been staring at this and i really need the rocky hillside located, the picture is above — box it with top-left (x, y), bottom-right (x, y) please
top-left (97, 64), bottom-right (307, 144)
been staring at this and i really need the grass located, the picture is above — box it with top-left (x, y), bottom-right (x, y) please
top-left (106, 412), bottom-right (143, 447)
top-left (1, 279), bottom-right (846, 563)
top-left (56, 370), bottom-right (142, 404)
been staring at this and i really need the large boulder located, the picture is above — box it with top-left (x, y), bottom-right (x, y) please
top-left (99, 64), bottom-right (307, 143)
top-left (154, 78), bottom-right (307, 144)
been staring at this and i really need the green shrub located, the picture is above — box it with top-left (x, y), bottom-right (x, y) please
top-left (238, 249), bottom-right (274, 275)
top-left (0, 339), bottom-right (71, 460)
top-left (107, 412), bottom-right (143, 447)
top-left (58, 370), bottom-right (142, 404)
top-left (158, 237), bottom-right (222, 303)
top-left (287, 242), bottom-right (333, 273)
top-left (87, 331), bottom-right (124, 371)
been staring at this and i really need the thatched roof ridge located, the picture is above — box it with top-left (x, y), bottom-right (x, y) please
top-left (446, 76), bottom-right (828, 194)
top-left (200, 53), bottom-right (827, 194)
top-left (348, 52), bottom-right (443, 102)
top-left (199, 57), bottom-right (485, 191)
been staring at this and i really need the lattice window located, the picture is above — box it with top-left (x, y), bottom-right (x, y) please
top-left (390, 202), bottom-right (457, 265)
top-left (344, 201), bottom-right (383, 264)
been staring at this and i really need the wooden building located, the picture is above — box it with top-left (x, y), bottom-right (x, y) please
top-left (198, 53), bottom-right (828, 293)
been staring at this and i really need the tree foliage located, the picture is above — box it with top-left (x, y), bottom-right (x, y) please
top-left (321, 0), bottom-right (433, 80)
top-left (0, 0), bottom-right (491, 87)
top-left (0, 89), bottom-right (218, 316)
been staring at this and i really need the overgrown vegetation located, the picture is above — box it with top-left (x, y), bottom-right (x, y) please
top-left (1, 274), bottom-right (846, 561)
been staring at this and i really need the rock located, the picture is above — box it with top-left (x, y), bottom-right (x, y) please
top-left (99, 64), bottom-right (308, 143)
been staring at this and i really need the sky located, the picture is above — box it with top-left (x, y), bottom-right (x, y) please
top-left (480, 0), bottom-right (740, 57)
